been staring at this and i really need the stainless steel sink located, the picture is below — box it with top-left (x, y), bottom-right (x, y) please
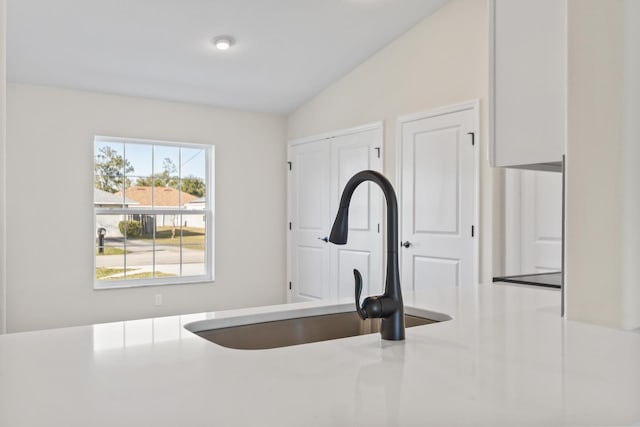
top-left (192, 311), bottom-right (437, 350)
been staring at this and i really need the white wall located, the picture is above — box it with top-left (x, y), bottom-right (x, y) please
top-left (565, 0), bottom-right (640, 329)
top-left (6, 83), bottom-right (287, 332)
top-left (286, 0), bottom-right (500, 283)
top-left (0, 0), bottom-right (6, 334)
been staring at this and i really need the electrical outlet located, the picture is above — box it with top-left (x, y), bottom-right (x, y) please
top-left (154, 294), bottom-right (162, 306)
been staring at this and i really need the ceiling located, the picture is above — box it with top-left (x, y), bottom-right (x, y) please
top-left (7, 0), bottom-right (449, 114)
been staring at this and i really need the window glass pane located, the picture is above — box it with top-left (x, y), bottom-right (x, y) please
top-left (94, 141), bottom-right (128, 195)
top-left (154, 216), bottom-right (182, 277)
top-left (183, 245), bottom-right (206, 277)
top-left (183, 197), bottom-right (205, 212)
top-left (181, 147), bottom-right (206, 180)
top-left (181, 147), bottom-right (206, 200)
top-left (153, 145), bottom-right (180, 208)
top-left (120, 144), bottom-right (153, 208)
top-left (182, 214), bottom-right (206, 249)
top-left (183, 214), bottom-right (206, 277)
top-left (180, 180), bottom-right (205, 207)
top-left (124, 181), bottom-right (151, 209)
top-left (153, 186), bottom-right (181, 208)
top-left (94, 183), bottom-right (124, 207)
top-left (125, 143), bottom-right (153, 178)
top-left (123, 214), bottom-right (157, 280)
top-left (95, 213), bottom-right (125, 245)
top-left (182, 212), bottom-right (206, 229)
top-left (95, 214), bottom-right (125, 281)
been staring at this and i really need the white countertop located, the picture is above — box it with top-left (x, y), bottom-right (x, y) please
top-left (1, 283), bottom-right (639, 426)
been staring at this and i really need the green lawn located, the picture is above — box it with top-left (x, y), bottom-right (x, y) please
top-left (96, 267), bottom-right (132, 279)
top-left (96, 267), bottom-right (176, 280)
top-left (96, 247), bottom-right (128, 256)
top-left (122, 271), bottom-right (175, 279)
top-left (136, 226), bottom-right (205, 250)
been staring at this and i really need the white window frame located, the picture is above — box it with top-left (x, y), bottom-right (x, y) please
top-left (93, 135), bottom-right (215, 290)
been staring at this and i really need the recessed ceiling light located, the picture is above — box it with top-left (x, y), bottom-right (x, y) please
top-left (213, 36), bottom-right (234, 51)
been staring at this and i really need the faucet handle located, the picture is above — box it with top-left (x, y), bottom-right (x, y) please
top-left (353, 269), bottom-right (368, 320)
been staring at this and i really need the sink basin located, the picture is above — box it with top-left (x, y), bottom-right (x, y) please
top-left (187, 306), bottom-right (442, 350)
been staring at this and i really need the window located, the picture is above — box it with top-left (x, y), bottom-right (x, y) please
top-left (94, 136), bottom-right (214, 288)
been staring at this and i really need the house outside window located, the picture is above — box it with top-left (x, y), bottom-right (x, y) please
top-left (94, 136), bottom-right (214, 289)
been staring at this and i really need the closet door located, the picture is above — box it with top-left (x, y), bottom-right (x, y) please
top-left (289, 140), bottom-right (331, 301)
top-left (520, 170), bottom-right (563, 272)
top-left (504, 169), bottom-right (562, 275)
top-left (400, 106), bottom-right (477, 290)
top-left (288, 124), bottom-right (383, 302)
top-left (330, 129), bottom-right (383, 299)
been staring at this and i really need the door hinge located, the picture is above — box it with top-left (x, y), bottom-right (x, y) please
top-left (471, 225), bottom-right (475, 237)
top-left (377, 223), bottom-right (380, 233)
top-left (289, 222), bottom-right (292, 230)
top-left (467, 132), bottom-right (475, 146)
top-left (375, 147), bottom-right (381, 158)
top-left (287, 161), bottom-right (292, 170)
top-left (289, 281), bottom-right (292, 290)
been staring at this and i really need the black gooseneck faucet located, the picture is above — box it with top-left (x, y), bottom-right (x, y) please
top-left (329, 170), bottom-right (405, 341)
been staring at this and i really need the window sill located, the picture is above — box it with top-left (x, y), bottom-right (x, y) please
top-left (94, 275), bottom-right (214, 290)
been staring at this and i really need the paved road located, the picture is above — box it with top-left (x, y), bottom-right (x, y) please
top-left (96, 245), bottom-right (204, 266)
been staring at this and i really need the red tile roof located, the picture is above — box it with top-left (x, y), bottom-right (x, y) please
top-left (115, 186), bottom-right (197, 207)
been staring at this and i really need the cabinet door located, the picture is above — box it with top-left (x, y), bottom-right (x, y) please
top-left (490, 0), bottom-right (566, 168)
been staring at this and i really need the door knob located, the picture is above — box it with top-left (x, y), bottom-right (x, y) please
top-left (401, 241), bottom-right (412, 248)
top-left (318, 236), bottom-right (329, 243)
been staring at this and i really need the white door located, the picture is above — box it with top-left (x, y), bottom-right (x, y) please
top-left (504, 169), bottom-right (562, 274)
top-left (288, 125), bottom-right (383, 302)
top-left (330, 129), bottom-right (383, 299)
top-left (400, 105), bottom-right (477, 291)
top-left (289, 140), bottom-right (331, 301)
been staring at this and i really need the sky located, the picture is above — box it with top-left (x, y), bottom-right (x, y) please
top-left (95, 139), bottom-right (207, 180)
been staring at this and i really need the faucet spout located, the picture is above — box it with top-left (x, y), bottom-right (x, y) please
top-left (329, 170), bottom-right (405, 340)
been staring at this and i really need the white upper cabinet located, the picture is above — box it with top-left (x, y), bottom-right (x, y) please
top-left (489, 0), bottom-right (566, 170)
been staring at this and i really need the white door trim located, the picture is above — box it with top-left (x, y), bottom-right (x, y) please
top-left (287, 121), bottom-right (384, 303)
top-left (395, 100), bottom-right (480, 285)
